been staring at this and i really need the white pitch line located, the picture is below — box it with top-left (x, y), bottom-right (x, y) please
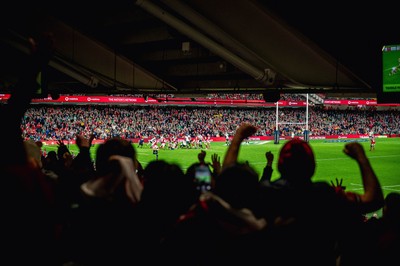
top-left (244, 154), bottom-right (399, 165)
top-left (350, 183), bottom-right (363, 186)
top-left (350, 183), bottom-right (400, 192)
top-left (383, 188), bottom-right (400, 192)
top-left (379, 185), bottom-right (400, 188)
top-left (317, 154), bottom-right (400, 161)
top-left (351, 183), bottom-right (400, 188)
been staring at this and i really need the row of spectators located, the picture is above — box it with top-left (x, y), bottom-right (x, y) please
top-left (21, 105), bottom-right (400, 141)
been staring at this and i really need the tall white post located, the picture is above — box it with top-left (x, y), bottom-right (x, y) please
top-left (275, 100), bottom-right (279, 131)
top-left (306, 94), bottom-right (309, 131)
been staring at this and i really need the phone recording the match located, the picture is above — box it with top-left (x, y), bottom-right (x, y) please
top-left (194, 164), bottom-right (212, 192)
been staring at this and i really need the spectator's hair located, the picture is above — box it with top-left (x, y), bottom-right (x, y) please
top-left (214, 163), bottom-right (259, 209)
top-left (57, 144), bottom-right (70, 161)
top-left (47, 150), bottom-right (57, 160)
top-left (141, 160), bottom-right (197, 217)
top-left (95, 137), bottom-right (136, 176)
top-left (278, 139), bottom-right (315, 181)
top-left (383, 192), bottom-right (400, 221)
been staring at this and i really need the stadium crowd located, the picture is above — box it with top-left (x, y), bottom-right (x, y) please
top-left (20, 105), bottom-right (400, 142)
top-left (2, 33), bottom-right (399, 266)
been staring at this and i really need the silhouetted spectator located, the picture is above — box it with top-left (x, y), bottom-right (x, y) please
top-left (0, 32), bottom-right (60, 265)
top-left (135, 160), bottom-right (198, 264)
top-left (348, 192), bottom-right (400, 266)
top-left (256, 139), bottom-right (384, 265)
top-left (62, 137), bottom-right (143, 266)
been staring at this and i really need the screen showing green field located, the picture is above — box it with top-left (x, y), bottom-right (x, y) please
top-left (382, 45), bottom-right (400, 92)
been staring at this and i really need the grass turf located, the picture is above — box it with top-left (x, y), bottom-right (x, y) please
top-left (43, 137), bottom-right (400, 209)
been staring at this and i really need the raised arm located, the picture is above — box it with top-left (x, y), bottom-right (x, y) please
top-left (72, 134), bottom-right (95, 175)
top-left (343, 142), bottom-right (384, 212)
top-left (260, 151), bottom-right (274, 182)
top-left (0, 33), bottom-right (54, 165)
top-left (222, 123), bottom-right (257, 170)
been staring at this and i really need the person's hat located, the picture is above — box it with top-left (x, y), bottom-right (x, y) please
top-left (277, 138), bottom-right (315, 181)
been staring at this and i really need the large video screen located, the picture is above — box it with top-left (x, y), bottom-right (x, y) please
top-left (382, 44), bottom-right (400, 92)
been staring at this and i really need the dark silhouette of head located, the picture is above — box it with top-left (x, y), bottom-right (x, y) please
top-left (383, 192), bottom-right (400, 223)
top-left (278, 139), bottom-right (315, 182)
top-left (141, 160), bottom-right (197, 220)
top-left (57, 143), bottom-right (71, 161)
top-left (214, 163), bottom-right (259, 209)
top-left (95, 138), bottom-right (136, 176)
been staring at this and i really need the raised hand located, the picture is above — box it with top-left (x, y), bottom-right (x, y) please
top-left (223, 123), bottom-right (257, 169)
top-left (330, 178), bottom-right (346, 193)
top-left (57, 139), bottom-right (66, 147)
top-left (211, 153), bottom-right (221, 175)
top-left (28, 32), bottom-right (55, 67)
top-left (343, 142), bottom-right (366, 161)
top-left (76, 134), bottom-right (95, 149)
top-left (235, 123), bottom-right (258, 141)
top-left (265, 151), bottom-right (274, 167)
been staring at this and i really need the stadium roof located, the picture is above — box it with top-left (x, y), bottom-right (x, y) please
top-left (0, 1), bottom-right (397, 98)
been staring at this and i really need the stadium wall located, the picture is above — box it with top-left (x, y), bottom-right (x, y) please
top-left (2, 94), bottom-right (400, 108)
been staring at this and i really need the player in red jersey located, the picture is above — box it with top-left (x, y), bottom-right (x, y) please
top-left (370, 135), bottom-right (376, 151)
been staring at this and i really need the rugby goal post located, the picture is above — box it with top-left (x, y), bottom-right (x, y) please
top-left (274, 94), bottom-right (310, 144)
